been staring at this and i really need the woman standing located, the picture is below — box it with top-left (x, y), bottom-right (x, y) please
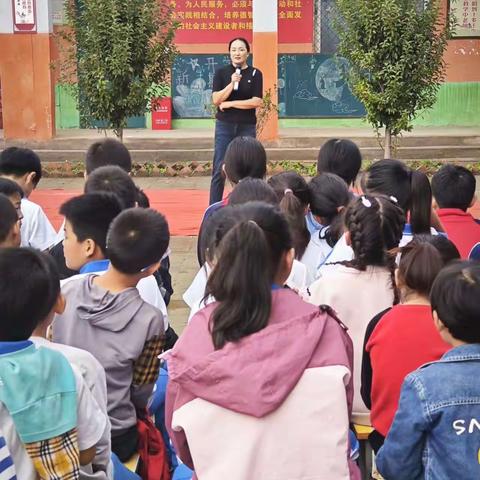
top-left (209, 37), bottom-right (263, 205)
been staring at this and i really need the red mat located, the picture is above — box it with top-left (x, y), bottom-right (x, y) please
top-left (30, 188), bottom-right (480, 238)
top-left (30, 189), bottom-right (209, 236)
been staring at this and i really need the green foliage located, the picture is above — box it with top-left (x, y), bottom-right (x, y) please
top-left (256, 88), bottom-right (279, 137)
top-left (335, 0), bottom-right (454, 139)
top-left (61, 0), bottom-right (178, 138)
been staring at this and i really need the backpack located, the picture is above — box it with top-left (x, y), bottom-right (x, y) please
top-left (137, 411), bottom-right (171, 480)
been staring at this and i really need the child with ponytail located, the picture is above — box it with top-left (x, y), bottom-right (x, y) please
top-left (361, 238), bottom-right (452, 451)
top-left (309, 195), bottom-right (405, 424)
top-left (166, 202), bottom-right (360, 480)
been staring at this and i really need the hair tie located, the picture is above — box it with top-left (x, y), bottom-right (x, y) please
top-left (361, 196), bottom-right (372, 208)
top-left (284, 188), bottom-right (293, 195)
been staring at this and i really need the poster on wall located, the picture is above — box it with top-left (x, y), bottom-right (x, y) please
top-left (12, 0), bottom-right (37, 33)
top-left (173, 0), bottom-right (313, 44)
top-left (449, 0), bottom-right (480, 37)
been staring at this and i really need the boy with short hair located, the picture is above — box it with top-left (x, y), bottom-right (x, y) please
top-left (376, 261), bottom-right (480, 479)
top-left (0, 248), bottom-right (106, 479)
top-left (0, 194), bottom-right (21, 248)
top-left (85, 138), bottom-right (132, 176)
top-left (431, 164), bottom-right (480, 258)
top-left (0, 147), bottom-right (56, 250)
top-left (0, 178), bottom-right (24, 224)
top-left (59, 191), bottom-right (169, 331)
top-left (52, 208), bottom-right (170, 462)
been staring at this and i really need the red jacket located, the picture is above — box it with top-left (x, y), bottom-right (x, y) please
top-left (365, 304), bottom-right (450, 436)
top-left (437, 208), bottom-right (480, 259)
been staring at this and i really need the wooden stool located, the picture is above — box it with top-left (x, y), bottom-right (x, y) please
top-left (123, 453), bottom-right (140, 473)
top-left (354, 424), bottom-right (374, 480)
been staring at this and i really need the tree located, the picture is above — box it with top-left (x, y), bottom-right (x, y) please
top-left (61, 0), bottom-right (178, 140)
top-left (335, 0), bottom-right (454, 157)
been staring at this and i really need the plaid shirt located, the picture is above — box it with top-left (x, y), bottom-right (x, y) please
top-left (133, 335), bottom-right (164, 386)
top-left (25, 428), bottom-right (80, 480)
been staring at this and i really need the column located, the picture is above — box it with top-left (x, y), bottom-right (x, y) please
top-left (252, 0), bottom-right (278, 141)
top-left (0, 0), bottom-right (55, 140)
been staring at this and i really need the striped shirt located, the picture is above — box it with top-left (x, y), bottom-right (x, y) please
top-left (0, 435), bottom-right (16, 480)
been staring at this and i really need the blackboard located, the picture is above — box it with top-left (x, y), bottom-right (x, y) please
top-left (171, 54), bottom-right (365, 119)
top-left (278, 54), bottom-right (365, 118)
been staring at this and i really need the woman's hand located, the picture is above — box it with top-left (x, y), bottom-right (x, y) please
top-left (231, 71), bottom-right (242, 85)
top-left (219, 101), bottom-right (233, 111)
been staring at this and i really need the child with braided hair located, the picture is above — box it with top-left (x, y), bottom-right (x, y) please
top-left (308, 194), bottom-right (405, 425)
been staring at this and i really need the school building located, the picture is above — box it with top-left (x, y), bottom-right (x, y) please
top-left (0, 0), bottom-right (478, 141)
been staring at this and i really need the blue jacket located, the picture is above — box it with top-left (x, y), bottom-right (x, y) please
top-left (376, 344), bottom-right (480, 479)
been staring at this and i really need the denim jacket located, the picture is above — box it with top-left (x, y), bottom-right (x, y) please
top-left (376, 344), bottom-right (480, 480)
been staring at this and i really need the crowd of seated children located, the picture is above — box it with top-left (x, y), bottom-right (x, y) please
top-left (0, 147), bottom-right (56, 251)
top-left (3, 132), bottom-right (480, 480)
top-left (431, 164), bottom-right (480, 258)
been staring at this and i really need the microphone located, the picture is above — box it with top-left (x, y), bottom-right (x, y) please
top-left (233, 65), bottom-right (241, 91)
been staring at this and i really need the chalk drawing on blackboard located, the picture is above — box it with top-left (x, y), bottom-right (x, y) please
top-left (173, 77), bottom-right (212, 118)
top-left (315, 57), bottom-right (357, 114)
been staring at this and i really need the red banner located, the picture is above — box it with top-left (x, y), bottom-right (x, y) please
top-left (173, 0), bottom-right (313, 44)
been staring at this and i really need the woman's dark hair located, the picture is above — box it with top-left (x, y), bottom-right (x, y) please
top-left (343, 195), bottom-right (405, 304)
top-left (397, 240), bottom-right (444, 298)
top-left (202, 206), bottom-right (240, 265)
top-left (309, 173), bottom-right (351, 247)
top-left (317, 139), bottom-right (362, 186)
top-left (228, 37), bottom-right (250, 52)
top-left (224, 136), bottom-right (267, 184)
top-left (205, 202), bottom-right (292, 350)
top-left (430, 261), bottom-right (480, 343)
top-left (268, 172), bottom-right (310, 259)
top-left (413, 234), bottom-right (460, 265)
top-left (229, 178), bottom-right (278, 206)
top-left (361, 159), bottom-right (432, 235)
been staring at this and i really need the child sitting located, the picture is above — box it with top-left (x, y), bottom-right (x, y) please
top-left (167, 202), bottom-right (359, 479)
top-left (376, 261), bottom-right (480, 479)
top-left (52, 208), bottom-right (169, 462)
top-left (0, 147), bottom-right (56, 250)
top-left (306, 138), bottom-right (361, 233)
top-left (0, 248), bottom-right (106, 479)
top-left (305, 173), bottom-right (351, 280)
top-left (197, 136), bottom-right (267, 265)
top-left (309, 195), bottom-right (405, 424)
top-left (432, 164), bottom-right (480, 258)
top-left (361, 238), bottom-right (451, 451)
top-left (0, 178), bottom-right (24, 226)
top-left (0, 194), bottom-right (21, 248)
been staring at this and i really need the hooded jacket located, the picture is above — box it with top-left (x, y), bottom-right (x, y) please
top-left (53, 274), bottom-right (164, 436)
top-left (166, 288), bottom-right (360, 480)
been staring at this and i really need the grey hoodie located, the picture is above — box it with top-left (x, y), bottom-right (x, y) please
top-left (53, 274), bottom-right (164, 436)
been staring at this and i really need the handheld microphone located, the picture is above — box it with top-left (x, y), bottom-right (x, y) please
top-left (233, 65), bottom-right (241, 91)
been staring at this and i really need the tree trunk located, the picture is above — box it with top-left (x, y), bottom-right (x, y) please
top-left (384, 127), bottom-right (392, 159)
top-left (114, 127), bottom-right (124, 142)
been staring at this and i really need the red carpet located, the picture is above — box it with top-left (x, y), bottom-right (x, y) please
top-left (30, 189), bottom-right (209, 236)
top-left (30, 188), bottom-right (480, 238)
